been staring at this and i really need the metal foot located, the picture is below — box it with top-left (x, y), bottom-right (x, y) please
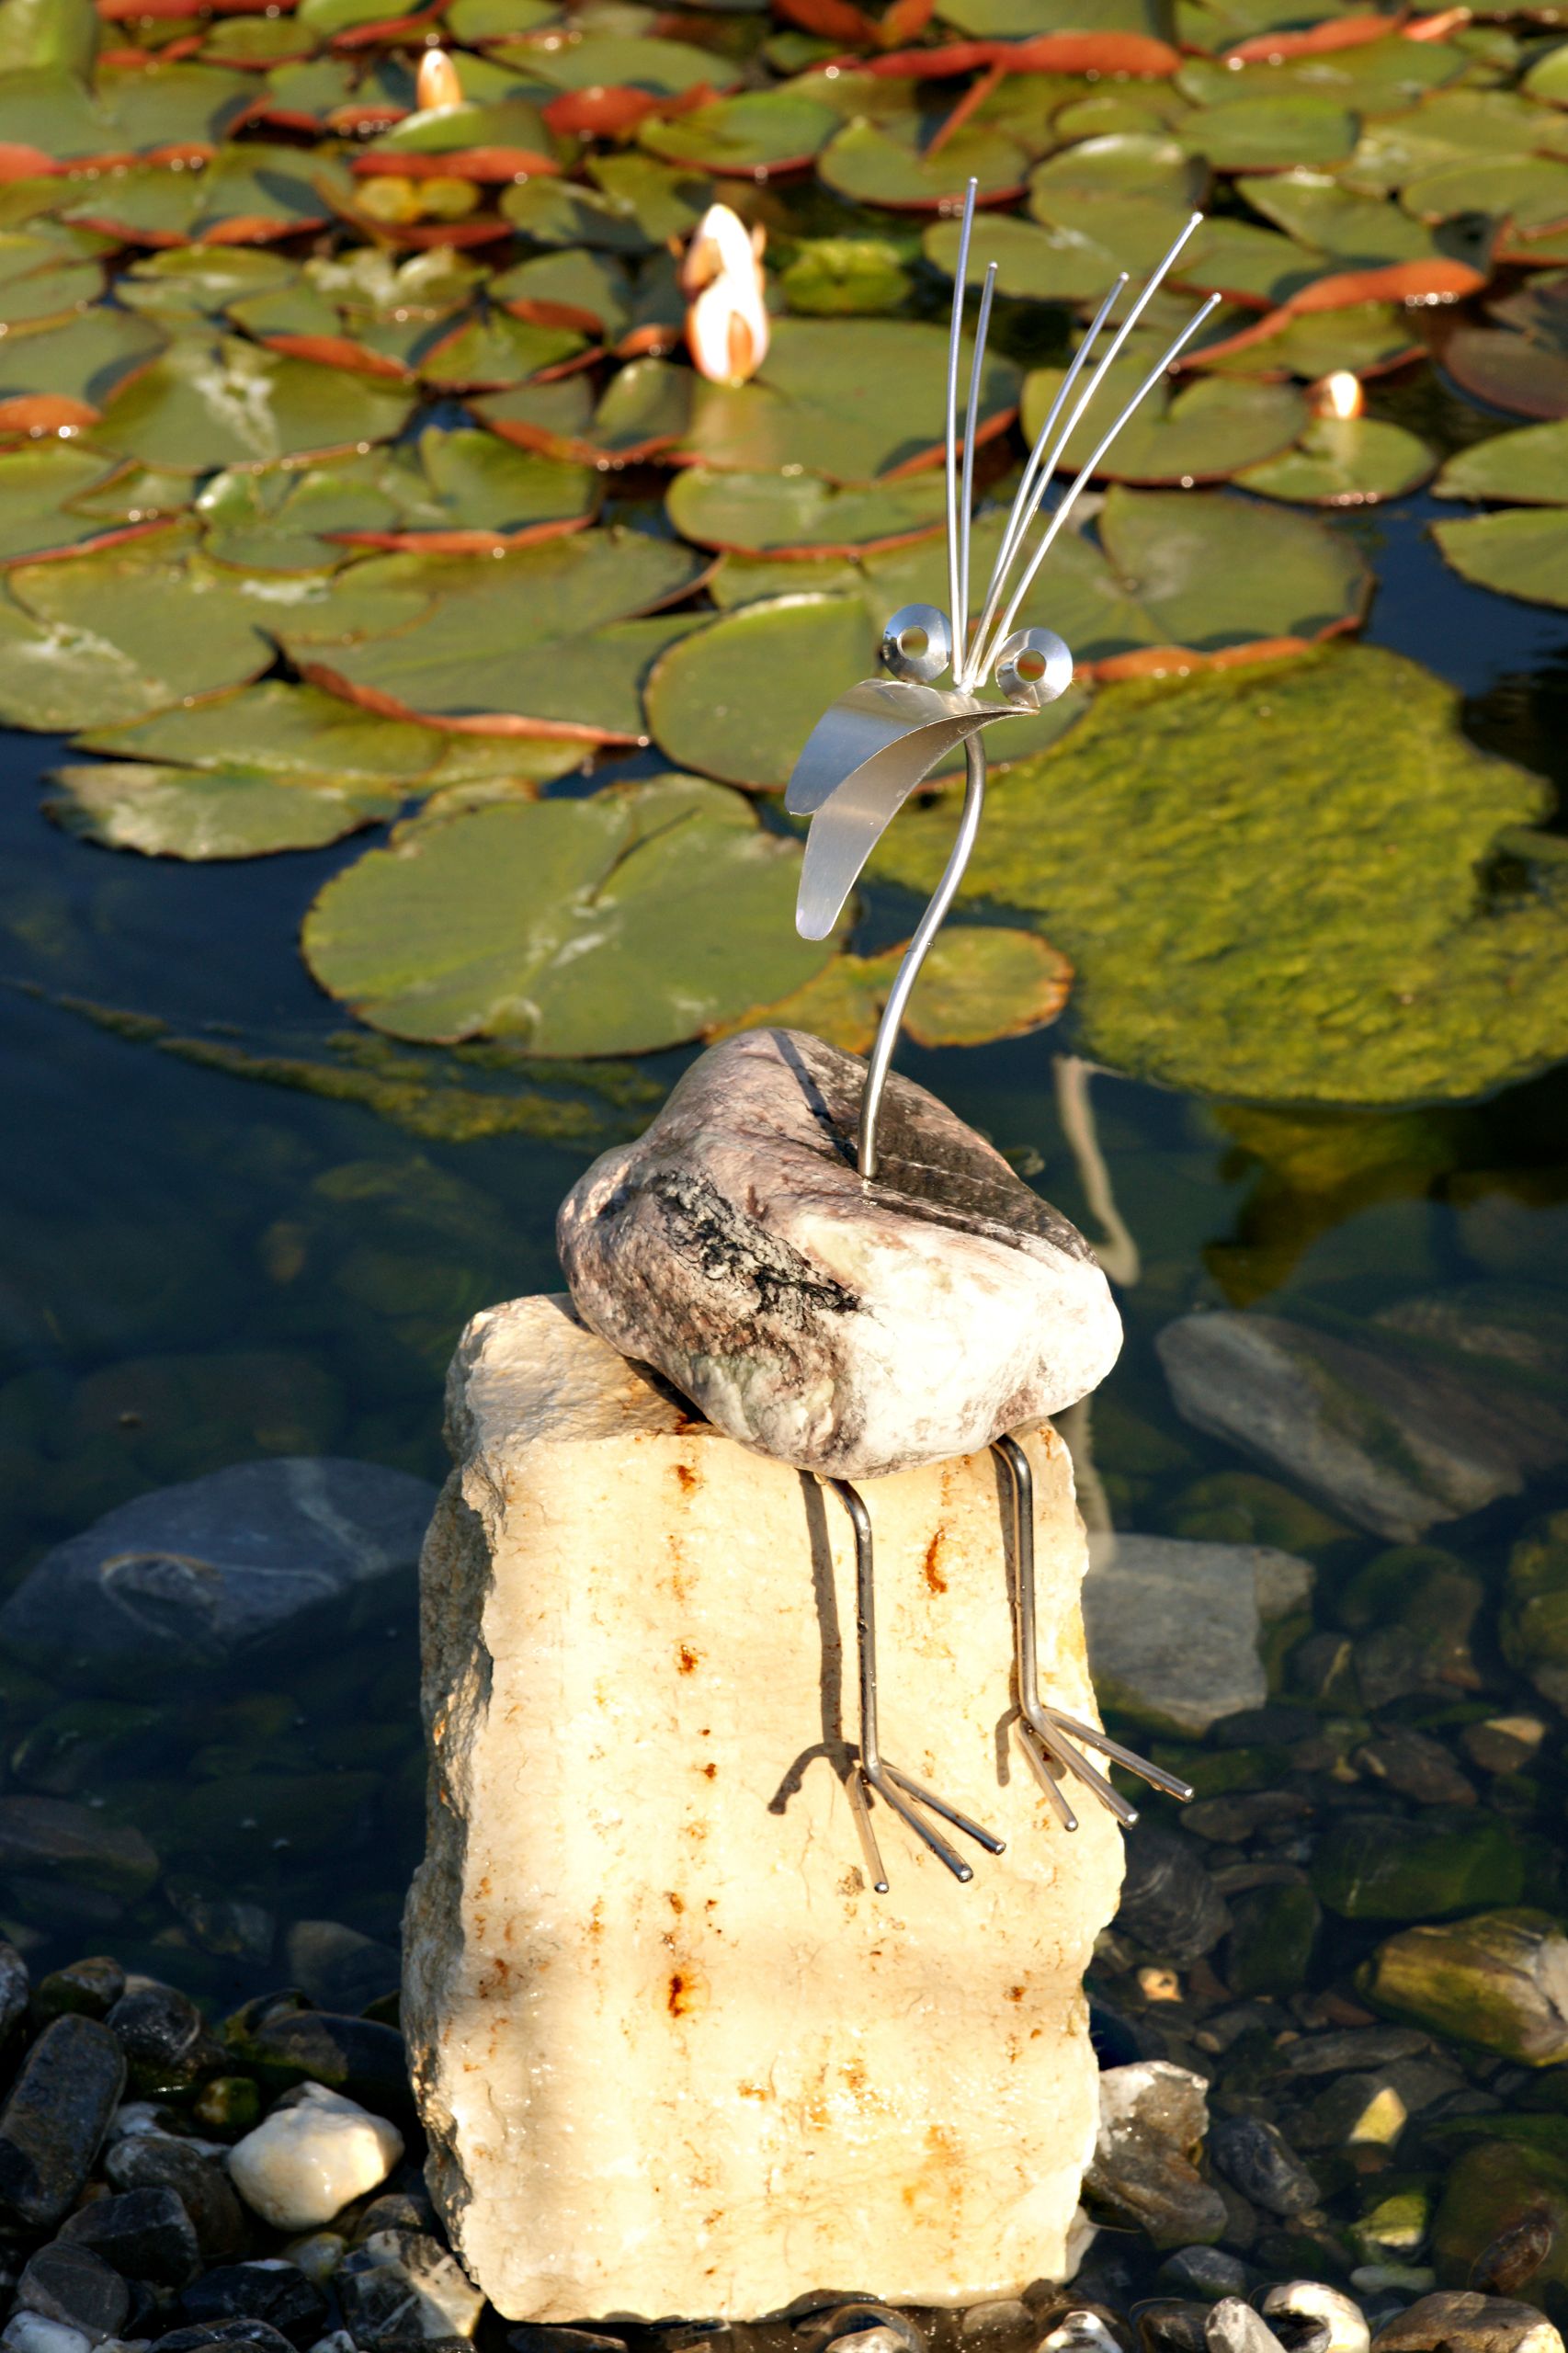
top-left (828, 1477), bottom-right (1005, 1892)
top-left (993, 1434), bottom-right (1194, 1831)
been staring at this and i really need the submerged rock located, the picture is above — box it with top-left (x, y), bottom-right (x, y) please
top-left (1206, 2120), bottom-right (1319, 2221)
top-left (557, 1029), bottom-right (1121, 1480)
top-left (1371, 2292), bottom-right (1563, 2353)
top-left (0, 1802), bottom-right (157, 1901)
top-left (335, 2230), bottom-right (485, 2347)
top-left (1114, 1824), bottom-right (1230, 1964)
top-left (0, 1458), bottom-right (437, 1672)
top-left (1432, 2143), bottom-right (1568, 2311)
top-left (1084, 2063), bottom-right (1229, 2250)
top-left (1312, 1813), bottom-right (1524, 1921)
top-left (1358, 1910), bottom-right (1568, 2064)
top-left (1083, 1535), bottom-right (1312, 1735)
top-left (59, 2185), bottom-right (202, 2289)
top-left (1502, 1512), bottom-right (1568, 1711)
top-left (1156, 1310), bottom-right (1568, 1541)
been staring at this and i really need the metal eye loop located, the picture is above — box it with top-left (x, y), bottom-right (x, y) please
top-left (994, 626), bottom-right (1074, 710)
top-left (880, 603), bottom-right (952, 686)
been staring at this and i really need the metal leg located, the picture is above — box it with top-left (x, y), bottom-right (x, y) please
top-left (993, 1434), bottom-right (1194, 1828)
top-left (828, 1477), bottom-right (1005, 1892)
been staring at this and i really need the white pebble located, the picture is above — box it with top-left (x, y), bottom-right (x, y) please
top-left (1260, 2285), bottom-right (1369, 2353)
top-left (3, 2317), bottom-right (94, 2353)
top-left (227, 2083), bottom-right (403, 2230)
top-left (284, 2233), bottom-right (348, 2286)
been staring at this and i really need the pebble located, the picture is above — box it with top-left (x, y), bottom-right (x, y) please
top-left (226, 2086), bottom-right (403, 2233)
top-left (159, 2324), bottom-right (298, 2353)
top-left (106, 1983), bottom-right (225, 2096)
top-left (1207, 2305), bottom-right (1286, 2353)
top-left (16, 2246), bottom-right (131, 2346)
top-left (176, 2261), bottom-right (328, 2348)
top-left (225, 2007), bottom-right (408, 2122)
top-left (282, 1927), bottom-right (401, 2018)
top-left (506, 2331), bottom-right (626, 2353)
top-left (1259, 2286), bottom-right (1371, 2353)
top-left (1207, 2119), bottom-right (1321, 2219)
top-left (0, 1804), bottom-right (158, 1903)
top-left (0, 2016), bottom-right (126, 2231)
top-left (1155, 2250), bottom-right (1253, 2302)
top-left (59, 2187), bottom-right (203, 2290)
top-left (104, 2133), bottom-right (247, 2264)
top-left (1113, 1825), bottom-right (1231, 1965)
top-left (1359, 1910), bottom-right (1568, 2064)
top-left (0, 1939), bottom-right (28, 2041)
top-left (335, 2230), bottom-right (485, 2347)
top-left (1352, 1730), bottom-right (1477, 1810)
top-left (1371, 2295), bottom-right (1563, 2353)
top-left (36, 1963), bottom-right (126, 2026)
top-left (1, 2316), bottom-right (93, 2353)
top-left (1084, 1535), bottom-right (1312, 1737)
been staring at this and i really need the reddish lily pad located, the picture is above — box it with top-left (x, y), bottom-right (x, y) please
top-left (92, 335), bottom-right (417, 472)
top-left (1234, 415), bottom-right (1437, 504)
top-left (301, 772), bottom-right (839, 1051)
top-left (679, 313), bottom-right (1019, 482)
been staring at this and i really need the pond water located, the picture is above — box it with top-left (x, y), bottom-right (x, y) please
top-left (6, 0), bottom-right (1568, 2294)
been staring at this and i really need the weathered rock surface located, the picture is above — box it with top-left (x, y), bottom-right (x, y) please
top-left (1084, 2063), bottom-right (1227, 2250)
top-left (404, 1292), bottom-right (1123, 2320)
top-left (1358, 1909), bottom-right (1568, 2065)
top-left (1156, 1308), bottom-right (1568, 1541)
top-left (0, 2017), bottom-right (126, 2231)
top-left (557, 1029), bottom-right (1121, 1480)
top-left (0, 1459), bottom-right (438, 1671)
top-left (1083, 1535), bottom-right (1312, 1735)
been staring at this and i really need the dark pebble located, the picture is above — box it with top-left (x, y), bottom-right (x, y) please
top-left (177, 2261), bottom-right (328, 2349)
top-left (1138, 2302), bottom-right (1210, 2353)
top-left (1279, 2029), bottom-right (1432, 2076)
top-left (0, 1940), bottom-right (28, 2043)
top-left (158, 2321), bottom-right (301, 2353)
top-left (17, 2240), bottom-right (132, 2343)
top-left (353, 2191), bottom-right (439, 2245)
top-left (104, 2135), bottom-right (248, 2264)
top-left (1154, 2251), bottom-right (1253, 2303)
top-left (1114, 1826), bottom-right (1230, 1965)
top-left (1207, 2120), bottom-right (1321, 2219)
top-left (226, 2006), bottom-right (409, 2120)
top-left (33, 1959), bottom-right (126, 2026)
top-left (0, 2014), bottom-right (126, 2231)
top-left (0, 1799), bottom-right (158, 1899)
top-left (60, 2184), bottom-right (203, 2289)
top-left (108, 1982), bottom-right (225, 2096)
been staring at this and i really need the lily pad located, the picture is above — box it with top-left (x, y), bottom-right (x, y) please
top-left (817, 117), bottom-right (1029, 210)
top-left (1342, 88), bottom-right (1568, 197)
top-left (0, 306), bottom-right (165, 433)
top-left (520, 33), bottom-right (730, 95)
top-left (196, 458), bottom-right (405, 573)
top-left (1431, 510), bottom-right (1568, 608)
top-left (1235, 415), bottom-right (1437, 505)
top-left (1435, 418), bottom-right (1568, 506)
top-left (780, 233), bottom-right (913, 314)
top-left (1031, 131), bottom-right (1199, 208)
top-left (1444, 275), bottom-right (1568, 421)
top-left (666, 466), bottom-right (948, 554)
top-left (0, 529), bottom-right (278, 729)
top-left (416, 311), bottom-right (587, 391)
top-left (1239, 168), bottom-right (1489, 289)
top-left (283, 527), bottom-right (709, 735)
top-left (1180, 93), bottom-right (1357, 169)
top-left (301, 773), bottom-right (841, 1051)
top-left (500, 153), bottom-right (708, 246)
top-left (0, 232), bottom-right (101, 328)
top-left (44, 761), bottom-right (406, 859)
top-left (924, 211), bottom-right (1142, 302)
top-left (1194, 300), bottom-right (1422, 381)
top-left (116, 244), bottom-right (301, 327)
top-left (329, 426), bottom-right (600, 550)
top-left (0, 443), bottom-right (161, 564)
top-left (1526, 39), bottom-right (1568, 106)
top-left (1178, 214), bottom-right (1323, 306)
top-left (77, 678), bottom-right (457, 780)
top-left (639, 87), bottom-right (839, 172)
top-left (733, 924), bottom-right (1072, 1049)
top-left (63, 145), bottom-right (334, 245)
top-left (490, 246), bottom-right (632, 335)
top-left (1019, 366), bottom-right (1307, 483)
top-left (681, 313), bottom-right (1019, 482)
top-left (868, 643), bottom-right (1568, 1105)
top-left (355, 97), bottom-right (556, 173)
top-left (1401, 154), bottom-right (1568, 236)
top-left (91, 335), bottom-right (417, 473)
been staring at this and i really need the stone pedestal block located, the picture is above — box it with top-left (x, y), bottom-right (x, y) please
top-left (404, 1295), bottom-right (1123, 2324)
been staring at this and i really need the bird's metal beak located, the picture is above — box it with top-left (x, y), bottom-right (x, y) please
top-left (785, 677), bottom-right (1029, 940)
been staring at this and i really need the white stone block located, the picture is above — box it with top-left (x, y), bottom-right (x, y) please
top-left (405, 1295), bottom-right (1124, 2325)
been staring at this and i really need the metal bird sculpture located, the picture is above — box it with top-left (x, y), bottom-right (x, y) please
top-left (787, 186), bottom-right (1219, 1181)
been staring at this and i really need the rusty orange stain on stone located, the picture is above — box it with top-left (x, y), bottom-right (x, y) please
top-left (923, 1528), bottom-right (948, 1595)
top-left (678, 1643), bottom-right (700, 1674)
top-left (674, 1462), bottom-right (698, 1494)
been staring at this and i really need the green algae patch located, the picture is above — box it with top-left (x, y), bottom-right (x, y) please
top-left (867, 643), bottom-right (1567, 1107)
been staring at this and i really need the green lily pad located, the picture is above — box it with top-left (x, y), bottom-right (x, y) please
top-left (731, 925), bottom-right (1072, 1050)
top-left (818, 118), bottom-right (1029, 211)
top-left (1180, 93), bottom-right (1357, 170)
top-left (0, 306), bottom-right (165, 430)
top-left (490, 246), bottom-right (632, 335)
top-left (358, 96), bottom-right (555, 165)
top-left (1235, 415), bottom-right (1437, 505)
top-left (301, 773), bottom-right (840, 1051)
top-left (1432, 510), bottom-right (1568, 608)
top-left (0, 0), bottom-right (97, 75)
top-left (1239, 168), bottom-right (1483, 277)
top-left (780, 234), bottom-right (913, 315)
top-left (869, 643), bottom-right (1568, 1105)
top-left (92, 336), bottom-right (417, 473)
top-left (0, 233), bottom-right (101, 328)
top-left (1178, 214), bottom-right (1323, 306)
top-left (199, 17), bottom-right (319, 65)
top-left (1031, 131), bottom-right (1199, 209)
top-left (500, 153), bottom-right (708, 246)
top-left (282, 528), bottom-right (708, 734)
top-left (1019, 367), bottom-right (1307, 483)
top-left (1176, 35), bottom-right (1459, 115)
top-left (665, 467), bottom-right (948, 554)
top-left (64, 461), bottom-right (194, 524)
top-left (336, 426), bottom-right (600, 548)
top-left (681, 314), bottom-right (1020, 483)
top-left (0, 529), bottom-right (278, 729)
top-left (937, 0), bottom-right (1168, 36)
top-left (924, 212), bottom-right (1141, 302)
top-left (639, 87), bottom-right (839, 173)
top-left (1402, 154), bottom-right (1568, 235)
top-left (1196, 301), bottom-right (1423, 381)
top-left (1526, 40), bottom-right (1568, 106)
top-left (1341, 89), bottom-right (1566, 198)
top-left (116, 244), bottom-right (301, 327)
top-left (1435, 418), bottom-right (1568, 506)
top-left (95, 59), bottom-right (254, 151)
top-left (44, 761), bottom-right (406, 859)
top-left (521, 33), bottom-right (729, 94)
top-left (0, 443), bottom-right (153, 564)
top-left (445, 0), bottom-right (560, 38)
top-left (1055, 88), bottom-right (1193, 142)
top-left (196, 457), bottom-right (405, 573)
top-left (64, 145), bottom-right (335, 245)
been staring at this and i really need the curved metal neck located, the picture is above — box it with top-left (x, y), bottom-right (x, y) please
top-left (856, 733), bottom-right (986, 1182)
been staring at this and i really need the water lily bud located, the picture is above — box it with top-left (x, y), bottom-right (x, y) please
top-left (681, 201), bottom-right (769, 388)
top-left (415, 47), bottom-right (463, 110)
top-left (1314, 369), bottom-right (1364, 421)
